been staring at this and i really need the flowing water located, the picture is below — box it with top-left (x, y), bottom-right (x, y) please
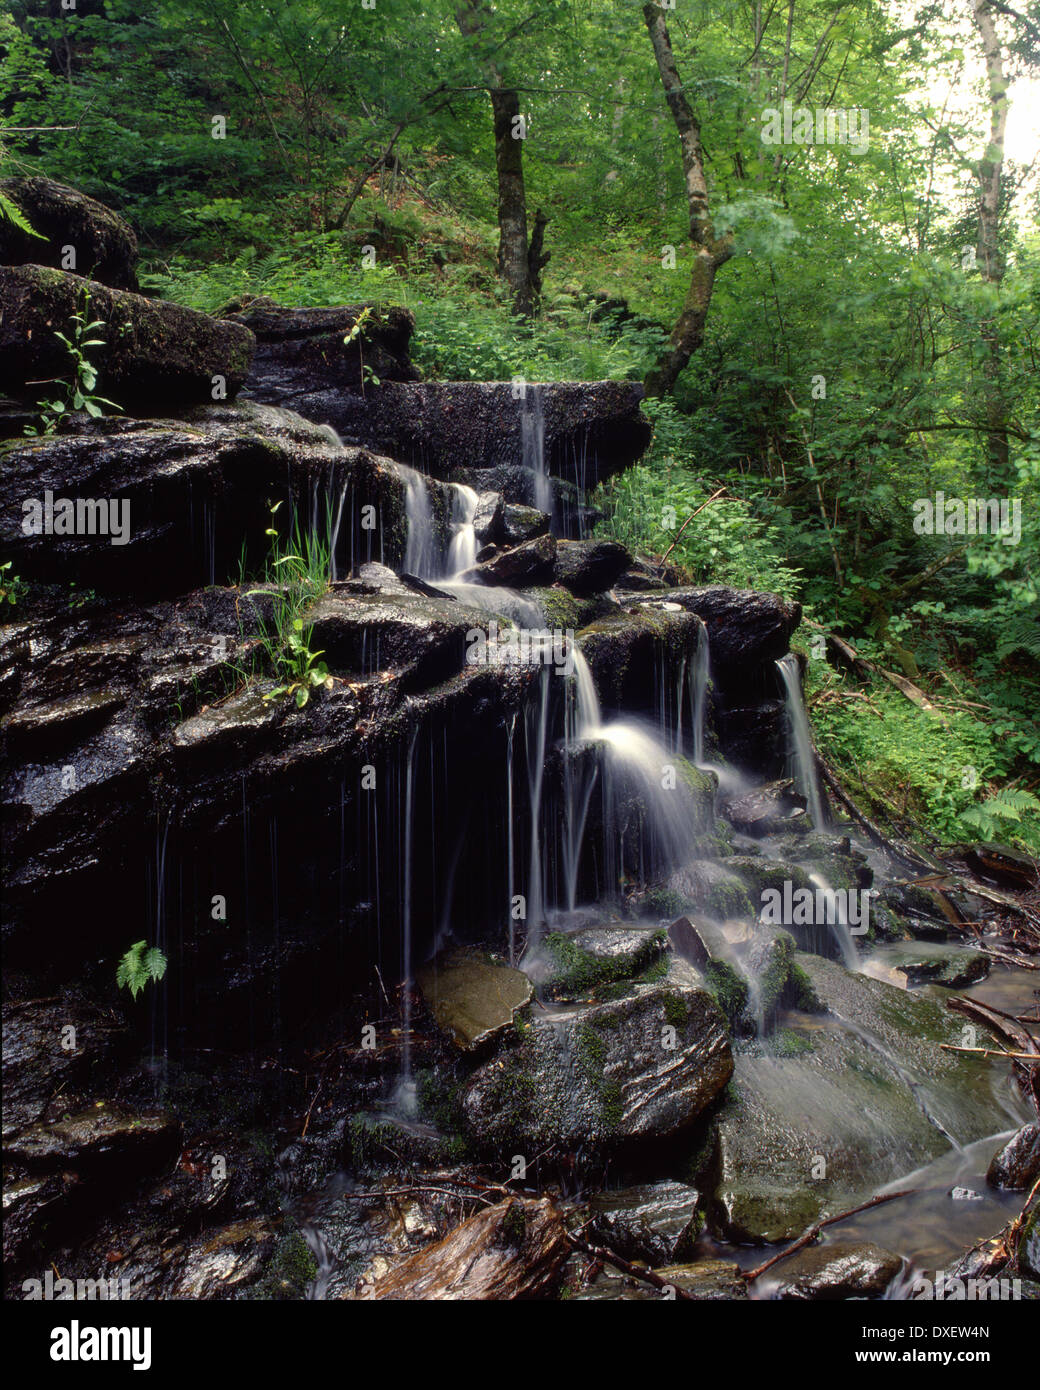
top-left (776, 652), bottom-right (826, 827)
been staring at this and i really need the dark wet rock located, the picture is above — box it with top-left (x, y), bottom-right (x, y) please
top-left (740, 927), bottom-right (796, 1033)
top-left (228, 302), bottom-right (417, 401)
top-left (586, 1181), bottom-right (701, 1265)
top-left (614, 556), bottom-right (679, 593)
top-left (531, 925), bottom-right (668, 1000)
top-left (700, 954), bottom-right (1007, 1243)
top-left (574, 1257), bottom-right (747, 1301)
top-left (304, 589), bottom-right (492, 691)
top-left (416, 948), bottom-right (533, 1052)
top-left (262, 380), bottom-right (652, 495)
top-left (0, 265), bottom-right (253, 412)
top-left (2, 994), bottom-right (128, 1137)
top-left (987, 1123), bottom-right (1040, 1191)
top-left (4, 1104), bottom-right (180, 1174)
top-left (578, 604), bottom-right (702, 718)
top-left (657, 860), bottom-right (756, 921)
top-left (1021, 1202), bottom-right (1040, 1279)
top-left (722, 780), bottom-right (807, 836)
top-left (668, 916), bottom-right (711, 969)
top-left (465, 534), bottom-right (556, 587)
top-left (171, 1217), bottom-right (278, 1299)
top-left (3, 689), bottom-right (128, 757)
top-left (764, 1242), bottom-right (902, 1300)
top-left (346, 1114), bottom-right (465, 1173)
top-left (554, 539), bottom-right (631, 596)
top-left (894, 949), bottom-right (990, 990)
top-left (462, 980), bottom-right (732, 1151)
top-left (472, 491), bottom-right (504, 544)
top-left (632, 586), bottom-right (800, 687)
top-left (0, 403), bottom-right (407, 595)
top-left (500, 502), bottom-right (550, 545)
top-left (2, 1170), bottom-right (78, 1266)
top-left (0, 176), bottom-right (139, 290)
top-left (951, 842), bottom-right (1039, 890)
top-left (171, 683), bottom-right (287, 763)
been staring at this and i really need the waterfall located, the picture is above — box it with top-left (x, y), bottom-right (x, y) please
top-left (401, 464), bottom-right (437, 579)
top-left (807, 871), bottom-right (860, 971)
top-left (445, 484), bottom-right (479, 576)
top-left (557, 646), bottom-right (711, 907)
top-left (776, 653), bottom-right (826, 828)
top-left (394, 727), bottom-right (420, 1117)
top-left (521, 384), bottom-right (553, 519)
top-left (691, 618), bottom-right (710, 765)
top-left (523, 666), bottom-right (552, 948)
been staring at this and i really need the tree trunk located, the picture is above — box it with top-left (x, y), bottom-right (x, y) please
top-left (970, 0), bottom-right (1010, 483)
top-left (642, 3), bottom-right (732, 396)
top-left (457, 2), bottom-right (545, 316)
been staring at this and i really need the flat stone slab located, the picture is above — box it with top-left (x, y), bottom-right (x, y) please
top-left (763, 1241), bottom-right (903, 1300)
top-left (417, 949), bottom-right (533, 1052)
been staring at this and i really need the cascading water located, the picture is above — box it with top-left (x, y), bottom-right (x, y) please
top-left (394, 726), bottom-right (420, 1117)
top-left (401, 464), bottom-right (438, 579)
top-left (807, 871), bottom-right (861, 971)
top-left (521, 384), bottom-right (553, 518)
top-left (445, 484), bottom-right (479, 575)
top-left (691, 617), bottom-right (711, 766)
top-left (776, 652), bottom-right (826, 828)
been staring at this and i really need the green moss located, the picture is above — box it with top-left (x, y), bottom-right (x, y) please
top-left (703, 959), bottom-right (748, 1026)
top-left (769, 1028), bottom-right (814, 1058)
top-left (252, 1228), bottom-right (317, 1301)
top-left (784, 959), bottom-right (824, 1012)
top-left (662, 992), bottom-right (690, 1028)
top-left (544, 928), bottom-right (666, 998)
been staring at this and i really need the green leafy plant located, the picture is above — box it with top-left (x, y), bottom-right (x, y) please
top-left (0, 561), bottom-right (27, 606)
top-left (116, 940), bottom-right (168, 999)
top-left (958, 789), bottom-right (1040, 843)
top-left (267, 617), bottom-right (332, 708)
top-left (244, 502), bottom-right (336, 708)
top-left (24, 290), bottom-right (121, 437)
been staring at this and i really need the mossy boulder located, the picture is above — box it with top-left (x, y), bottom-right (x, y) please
top-left (461, 981), bottom-right (732, 1152)
top-left (0, 176), bottom-right (139, 290)
top-left (533, 925), bottom-right (668, 1000)
top-left (699, 954), bottom-right (1010, 1243)
top-left (0, 264), bottom-right (253, 410)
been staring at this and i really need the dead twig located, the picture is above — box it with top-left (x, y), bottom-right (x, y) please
top-left (741, 1189), bottom-right (916, 1284)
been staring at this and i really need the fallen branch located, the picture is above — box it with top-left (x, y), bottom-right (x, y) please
top-left (567, 1234), bottom-right (697, 1300)
top-left (659, 487), bottom-right (729, 564)
top-left (939, 1045), bottom-right (1040, 1063)
top-left (741, 1189), bottom-right (915, 1284)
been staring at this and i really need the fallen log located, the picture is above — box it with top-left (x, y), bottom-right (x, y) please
top-left (342, 1194), bottom-right (570, 1300)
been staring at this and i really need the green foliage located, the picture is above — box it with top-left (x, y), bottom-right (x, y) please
top-left (958, 790), bottom-right (1040, 843)
top-left (116, 941), bottom-right (168, 1000)
top-left (243, 503), bottom-right (334, 709)
top-left (0, 560), bottom-right (27, 606)
top-left (23, 291), bottom-right (121, 436)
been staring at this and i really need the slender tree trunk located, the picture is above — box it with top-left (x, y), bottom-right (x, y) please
top-left (642, 3), bottom-right (733, 396)
top-left (457, 2), bottom-right (547, 316)
top-left (970, 0), bottom-right (1010, 483)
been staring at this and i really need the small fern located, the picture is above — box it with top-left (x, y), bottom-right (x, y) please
top-left (0, 189), bottom-right (44, 240)
top-left (958, 788), bottom-right (1040, 841)
top-left (116, 940), bottom-right (168, 999)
